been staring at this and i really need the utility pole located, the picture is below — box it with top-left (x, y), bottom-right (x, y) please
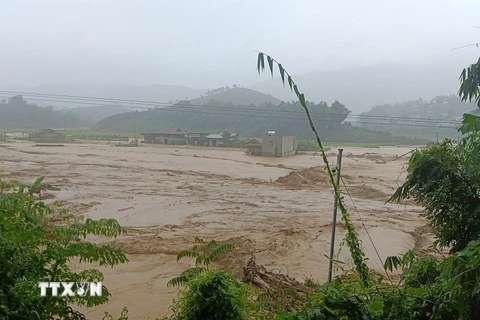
top-left (328, 148), bottom-right (343, 283)
top-left (133, 121), bottom-right (136, 139)
top-left (436, 132), bottom-right (439, 143)
top-left (236, 123), bottom-right (238, 133)
top-left (64, 116), bottom-right (67, 135)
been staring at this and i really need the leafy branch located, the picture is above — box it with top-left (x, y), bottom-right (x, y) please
top-left (459, 56), bottom-right (480, 107)
top-left (168, 237), bottom-right (235, 287)
top-left (256, 52), bottom-right (370, 287)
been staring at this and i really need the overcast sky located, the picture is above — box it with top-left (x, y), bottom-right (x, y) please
top-left (0, 0), bottom-right (479, 88)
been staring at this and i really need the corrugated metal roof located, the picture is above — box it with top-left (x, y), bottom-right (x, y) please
top-left (37, 128), bottom-right (59, 133)
top-left (153, 127), bottom-right (182, 134)
top-left (245, 138), bottom-right (262, 147)
top-left (206, 134), bottom-right (223, 139)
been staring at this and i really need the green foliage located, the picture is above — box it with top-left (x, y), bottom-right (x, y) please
top-left (223, 131), bottom-right (231, 147)
top-left (385, 250), bottom-right (441, 288)
top-left (0, 95), bottom-right (87, 129)
top-left (459, 57), bottom-right (480, 107)
top-left (458, 108), bottom-right (480, 135)
top-left (256, 52), bottom-right (370, 287)
top-left (95, 99), bottom-right (352, 140)
top-left (389, 138), bottom-right (480, 252)
top-left (359, 95), bottom-right (474, 138)
top-left (0, 176), bottom-right (128, 319)
top-left (12, 176), bottom-right (60, 199)
top-left (167, 237), bottom-right (234, 287)
top-left (426, 240), bottom-right (480, 319)
top-left (171, 270), bottom-right (248, 320)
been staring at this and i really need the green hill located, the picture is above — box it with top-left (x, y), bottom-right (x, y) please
top-left (65, 105), bottom-right (131, 124)
top-left (0, 95), bottom-right (87, 130)
top-left (94, 96), bottom-right (427, 145)
top-left (358, 95), bottom-right (475, 139)
top-left (191, 87), bottom-right (283, 106)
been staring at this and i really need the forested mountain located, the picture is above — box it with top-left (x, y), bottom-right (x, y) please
top-left (0, 95), bottom-right (87, 129)
top-left (96, 97), bottom-right (350, 139)
top-left (358, 95), bottom-right (476, 138)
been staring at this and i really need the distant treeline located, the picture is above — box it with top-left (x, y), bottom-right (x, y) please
top-left (95, 99), bottom-right (352, 139)
top-left (0, 95), bottom-right (86, 129)
top-left (358, 95), bottom-right (475, 138)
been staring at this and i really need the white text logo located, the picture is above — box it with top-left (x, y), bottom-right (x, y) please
top-left (38, 282), bottom-right (102, 297)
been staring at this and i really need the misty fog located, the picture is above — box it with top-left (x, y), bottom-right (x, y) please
top-left (0, 0), bottom-right (478, 112)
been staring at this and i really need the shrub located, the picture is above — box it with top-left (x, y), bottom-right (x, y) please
top-left (171, 270), bottom-right (247, 320)
top-left (0, 176), bottom-right (127, 319)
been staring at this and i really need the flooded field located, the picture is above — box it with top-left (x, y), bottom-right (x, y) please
top-left (0, 141), bottom-right (430, 319)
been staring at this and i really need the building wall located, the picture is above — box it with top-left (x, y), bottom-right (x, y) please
top-left (280, 136), bottom-right (296, 157)
top-left (208, 139), bottom-right (223, 147)
top-left (155, 135), bottom-right (170, 144)
top-left (246, 145), bottom-right (262, 155)
top-left (261, 135), bottom-right (297, 157)
top-left (262, 136), bottom-right (277, 156)
top-left (34, 133), bottom-right (66, 140)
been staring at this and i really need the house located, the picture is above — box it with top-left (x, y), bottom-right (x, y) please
top-left (140, 127), bottom-right (186, 144)
top-left (206, 133), bottom-right (224, 147)
top-left (244, 138), bottom-right (262, 155)
top-left (185, 132), bottom-right (210, 146)
top-left (34, 128), bottom-right (66, 141)
top-left (261, 131), bottom-right (297, 157)
top-left (205, 132), bottom-right (239, 147)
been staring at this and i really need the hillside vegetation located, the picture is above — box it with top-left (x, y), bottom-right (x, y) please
top-left (358, 95), bottom-right (475, 138)
top-left (65, 105), bottom-right (131, 124)
top-left (0, 95), bottom-right (87, 130)
top-left (95, 89), bottom-right (427, 144)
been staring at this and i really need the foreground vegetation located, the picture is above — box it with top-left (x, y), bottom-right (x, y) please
top-left (0, 176), bottom-right (128, 319)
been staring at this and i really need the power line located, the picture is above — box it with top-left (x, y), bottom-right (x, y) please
top-left (0, 94), bottom-right (458, 129)
top-left (0, 90), bottom-right (463, 124)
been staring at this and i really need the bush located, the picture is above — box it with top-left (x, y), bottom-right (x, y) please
top-left (171, 270), bottom-right (247, 320)
top-left (0, 176), bottom-right (127, 319)
top-left (390, 138), bottom-right (480, 252)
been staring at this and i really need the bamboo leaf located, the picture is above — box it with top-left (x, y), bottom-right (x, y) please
top-left (299, 93), bottom-right (306, 106)
top-left (288, 76), bottom-right (293, 90)
top-left (293, 84), bottom-right (300, 97)
top-left (278, 64), bottom-right (285, 86)
top-left (257, 53), bottom-right (263, 74)
top-left (267, 56), bottom-right (274, 77)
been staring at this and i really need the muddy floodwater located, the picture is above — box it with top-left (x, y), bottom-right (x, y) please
top-left (0, 141), bottom-right (432, 319)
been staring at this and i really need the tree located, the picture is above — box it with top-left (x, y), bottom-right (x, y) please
top-left (389, 138), bottom-right (480, 252)
top-left (0, 176), bottom-right (128, 319)
top-left (222, 131), bottom-right (231, 147)
top-left (388, 54), bottom-right (480, 253)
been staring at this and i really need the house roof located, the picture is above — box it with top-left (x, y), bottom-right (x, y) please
top-left (206, 134), bottom-right (223, 139)
top-left (37, 128), bottom-right (60, 134)
top-left (153, 127), bottom-right (182, 134)
top-left (245, 138), bottom-right (262, 147)
top-left (141, 127), bottom-right (184, 135)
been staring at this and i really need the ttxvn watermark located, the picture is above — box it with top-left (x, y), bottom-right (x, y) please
top-left (38, 282), bottom-right (102, 297)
